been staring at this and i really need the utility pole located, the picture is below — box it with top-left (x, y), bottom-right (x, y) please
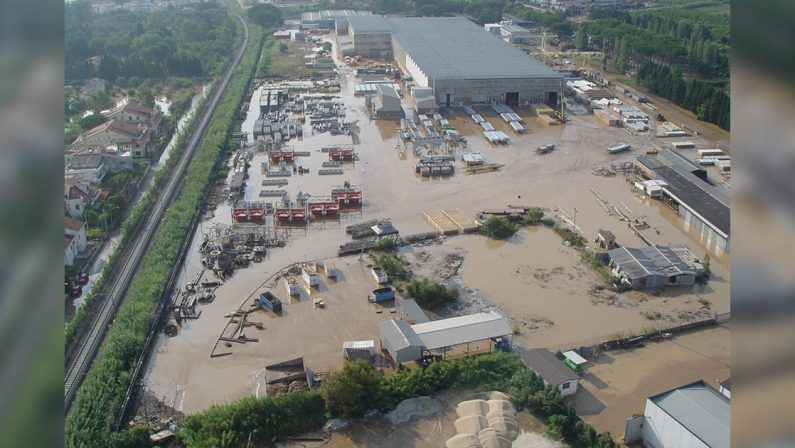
top-left (572, 207), bottom-right (578, 233)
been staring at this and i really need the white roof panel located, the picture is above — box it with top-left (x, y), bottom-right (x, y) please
top-left (411, 311), bottom-right (512, 350)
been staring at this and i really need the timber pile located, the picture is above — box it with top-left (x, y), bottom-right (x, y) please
top-left (338, 239), bottom-right (376, 256)
top-left (262, 179), bottom-right (288, 186)
top-left (592, 167), bottom-right (616, 177)
top-left (424, 209), bottom-right (479, 235)
top-left (463, 163), bottom-right (504, 174)
top-left (345, 219), bottom-right (383, 239)
top-left (318, 169), bottom-right (344, 175)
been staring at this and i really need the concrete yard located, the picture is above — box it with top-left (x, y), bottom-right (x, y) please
top-left (575, 325), bottom-right (730, 440)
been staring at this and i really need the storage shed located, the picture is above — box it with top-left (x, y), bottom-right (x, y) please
top-left (378, 319), bottom-right (423, 365)
top-left (412, 311), bottom-right (513, 358)
top-left (523, 348), bottom-right (580, 397)
top-left (608, 245), bottom-right (696, 289)
top-left (372, 84), bottom-right (403, 119)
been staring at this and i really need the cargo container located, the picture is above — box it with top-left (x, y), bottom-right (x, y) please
top-left (259, 292), bottom-right (282, 313)
top-left (697, 149), bottom-right (725, 157)
top-left (369, 286), bottom-right (395, 303)
top-left (536, 143), bottom-right (555, 154)
top-left (671, 141), bottom-right (695, 149)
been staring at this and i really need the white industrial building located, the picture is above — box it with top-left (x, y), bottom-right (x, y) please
top-left (378, 311), bottom-right (513, 366)
top-left (625, 381), bottom-right (730, 448)
top-left (338, 16), bottom-right (563, 108)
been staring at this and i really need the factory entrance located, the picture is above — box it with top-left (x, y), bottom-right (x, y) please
top-left (505, 92), bottom-right (519, 106)
top-left (446, 93), bottom-right (451, 107)
top-left (546, 91), bottom-right (558, 107)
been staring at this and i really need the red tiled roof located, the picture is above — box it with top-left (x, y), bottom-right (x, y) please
top-left (65, 216), bottom-right (86, 232)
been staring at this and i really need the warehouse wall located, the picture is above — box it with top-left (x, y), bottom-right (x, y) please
top-left (641, 400), bottom-right (709, 448)
top-left (430, 77), bottom-right (562, 106)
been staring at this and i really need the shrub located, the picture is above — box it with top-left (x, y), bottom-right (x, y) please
top-left (524, 207), bottom-right (545, 225)
top-left (406, 278), bottom-right (458, 309)
top-left (371, 238), bottom-right (395, 252)
top-left (552, 224), bottom-right (586, 247)
top-left (376, 253), bottom-right (408, 281)
top-left (321, 360), bottom-right (382, 419)
top-left (480, 216), bottom-right (517, 239)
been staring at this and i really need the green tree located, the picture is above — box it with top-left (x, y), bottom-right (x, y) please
top-left (97, 55), bottom-right (120, 80)
top-left (406, 279), bottom-right (459, 309)
top-left (480, 216), bottom-right (517, 239)
top-left (247, 4), bottom-right (282, 28)
top-left (89, 91), bottom-right (113, 113)
top-left (137, 87), bottom-right (155, 109)
top-left (525, 207), bottom-right (544, 225)
top-left (278, 43), bottom-right (288, 53)
top-left (78, 113), bottom-right (108, 130)
top-left (696, 103), bottom-right (707, 120)
top-left (575, 23), bottom-right (589, 50)
top-left (320, 360), bottom-right (382, 419)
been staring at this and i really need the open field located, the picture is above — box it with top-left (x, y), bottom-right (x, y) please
top-left (575, 325), bottom-right (730, 439)
top-left (143, 35), bottom-right (730, 421)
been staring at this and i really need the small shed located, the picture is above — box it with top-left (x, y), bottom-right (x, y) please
top-left (372, 84), bottom-right (403, 119)
top-left (343, 340), bottom-right (376, 361)
top-left (371, 221), bottom-right (399, 239)
top-left (596, 229), bottom-right (617, 250)
top-left (523, 348), bottom-right (580, 397)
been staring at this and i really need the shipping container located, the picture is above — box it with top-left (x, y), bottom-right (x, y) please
top-left (369, 286), bottom-right (395, 303)
top-left (259, 292), bottom-right (283, 313)
top-left (607, 143), bottom-right (631, 154)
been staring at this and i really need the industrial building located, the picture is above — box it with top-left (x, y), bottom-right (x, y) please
top-left (635, 150), bottom-right (730, 253)
top-left (369, 84), bottom-right (403, 118)
top-left (523, 348), bottom-right (580, 397)
top-left (607, 245), bottom-right (696, 290)
top-left (300, 9), bottom-right (372, 31)
top-left (338, 16), bottom-right (563, 108)
top-left (378, 311), bottom-right (513, 366)
top-left (624, 381), bottom-right (730, 448)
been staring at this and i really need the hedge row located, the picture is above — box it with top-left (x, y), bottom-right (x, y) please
top-left (64, 23), bottom-right (265, 448)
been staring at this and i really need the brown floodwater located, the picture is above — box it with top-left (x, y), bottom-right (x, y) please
top-left (144, 43), bottom-right (730, 417)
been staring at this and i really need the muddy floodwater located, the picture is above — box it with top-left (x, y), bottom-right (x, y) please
top-left (143, 42), bottom-right (730, 419)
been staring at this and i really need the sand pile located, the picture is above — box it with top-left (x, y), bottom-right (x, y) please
top-left (386, 396), bottom-right (443, 425)
top-left (446, 392), bottom-right (519, 448)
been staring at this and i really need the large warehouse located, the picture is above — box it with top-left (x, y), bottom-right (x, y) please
top-left (338, 16), bottom-right (563, 107)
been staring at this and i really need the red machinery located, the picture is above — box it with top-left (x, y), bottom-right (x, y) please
top-left (233, 203), bottom-right (266, 223)
top-left (328, 149), bottom-right (356, 161)
top-left (275, 207), bottom-right (306, 224)
top-left (269, 150), bottom-right (294, 163)
top-left (308, 200), bottom-right (340, 218)
top-left (331, 186), bottom-right (362, 207)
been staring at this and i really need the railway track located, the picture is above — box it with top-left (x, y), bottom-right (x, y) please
top-left (64, 1), bottom-right (250, 411)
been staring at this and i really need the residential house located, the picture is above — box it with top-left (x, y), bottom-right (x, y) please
top-left (71, 119), bottom-right (154, 157)
top-left (64, 178), bottom-right (103, 219)
top-left (65, 217), bottom-right (88, 266)
top-left (106, 101), bottom-right (164, 135)
top-left (523, 348), bottom-right (580, 397)
top-left (66, 146), bottom-right (134, 182)
top-left (624, 380), bottom-right (729, 448)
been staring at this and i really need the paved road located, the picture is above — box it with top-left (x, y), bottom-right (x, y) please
top-left (64, 1), bottom-right (250, 410)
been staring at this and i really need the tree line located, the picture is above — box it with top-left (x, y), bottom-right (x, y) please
top-left (65, 0), bottom-right (240, 81)
top-left (637, 59), bottom-right (730, 129)
top-left (589, 6), bottom-right (729, 78)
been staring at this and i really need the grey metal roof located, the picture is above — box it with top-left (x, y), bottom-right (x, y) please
top-left (397, 299), bottom-right (430, 324)
top-left (349, 17), bottom-right (561, 80)
top-left (411, 311), bottom-right (512, 350)
top-left (650, 381), bottom-right (730, 448)
top-left (302, 10), bottom-right (372, 22)
top-left (347, 15), bottom-right (394, 34)
top-left (608, 245), bottom-right (695, 281)
top-left (500, 24), bottom-right (529, 34)
top-left (378, 319), bottom-right (422, 351)
top-left (523, 348), bottom-right (579, 385)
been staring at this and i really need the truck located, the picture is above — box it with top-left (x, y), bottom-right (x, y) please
top-left (368, 286), bottom-right (395, 303)
top-left (607, 143), bottom-right (631, 154)
top-left (259, 292), bottom-right (282, 313)
top-left (371, 266), bottom-right (388, 284)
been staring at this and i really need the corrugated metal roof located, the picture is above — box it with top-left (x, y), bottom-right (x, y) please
top-left (411, 311), bottom-right (512, 350)
top-left (608, 245), bottom-right (694, 281)
top-left (378, 319), bottom-right (422, 351)
top-left (397, 299), bottom-right (430, 324)
top-left (650, 381), bottom-right (730, 448)
top-left (523, 348), bottom-right (579, 385)
top-left (348, 17), bottom-right (561, 80)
